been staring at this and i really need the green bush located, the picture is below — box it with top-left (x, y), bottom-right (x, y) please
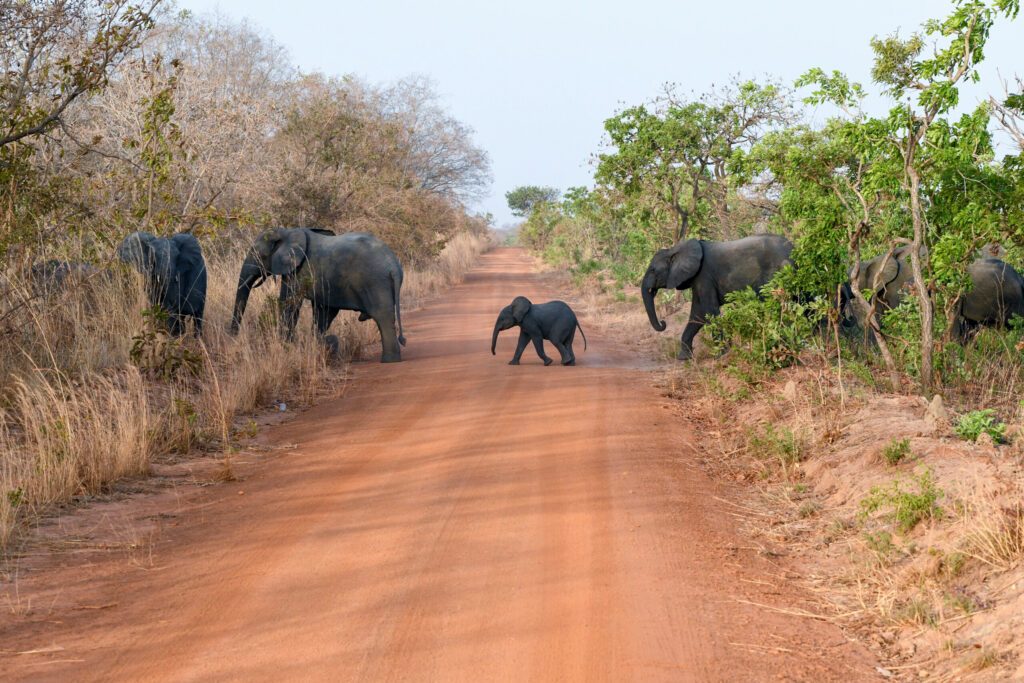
top-left (954, 409), bottom-right (1007, 443)
top-left (859, 470), bottom-right (943, 534)
top-left (882, 438), bottom-right (911, 466)
top-left (747, 423), bottom-right (804, 474)
top-left (706, 285), bottom-right (823, 371)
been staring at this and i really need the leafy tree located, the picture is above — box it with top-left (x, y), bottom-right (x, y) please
top-left (596, 79), bottom-right (791, 241)
top-left (0, 0), bottom-right (161, 252)
top-left (0, 0), bottom-right (161, 149)
top-left (505, 185), bottom-right (560, 217)
top-left (794, 0), bottom-right (1019, 391)
top-left (868, 0), bottom-right (1019, 391)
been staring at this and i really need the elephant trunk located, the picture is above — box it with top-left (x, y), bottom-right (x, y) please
top-left (642, 273), bottom-right (667, 332)
top-left (230, 257), bottom-right (265, 334)
top-left (491, 319), bottom-right (501, 355)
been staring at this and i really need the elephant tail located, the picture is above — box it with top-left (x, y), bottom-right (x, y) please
top-left (392, 270), bottom-right (406, 347)
top-left (577, 321), bottom-right (587, 351)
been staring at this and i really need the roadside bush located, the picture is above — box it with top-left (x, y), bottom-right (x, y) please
top-left (746, 423), bottom-right (805, 477)
top-left (882, 438), bottom-right (911, 466)
top-left (955, 409), bottom-right (1007, 443)
top-left (705, 286), bottom-right (824, 372)
top-left (859, 470), bottom-right (944, 534)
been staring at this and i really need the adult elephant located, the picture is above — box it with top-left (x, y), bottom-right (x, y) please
top-left (230, 228), bottom-right (406, 363)
top-left (29, 260), bottom-right (109, 298)
top-left (118, 231), bottom-right (207, 336)
top-left (953, 259), bottom-right (1024, 342)
top-left (844, 245), bottom-right (928, 329)
top-left (642, 234), bottom-right (793, 360)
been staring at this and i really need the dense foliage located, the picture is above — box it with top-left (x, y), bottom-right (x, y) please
top-left (515, 0), bottom-right (1024, 395)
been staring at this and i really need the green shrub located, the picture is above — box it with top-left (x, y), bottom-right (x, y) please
top-left (747, 423), bottom-right (805, 474)
top-left (955, 409), bottom-right (1006, 443)
top-left (882, 438), bottom-right (911, 466)
top-left (859, 470), bottom-right (944, 534)
top-left (705, 285), bottom-right (823, 372)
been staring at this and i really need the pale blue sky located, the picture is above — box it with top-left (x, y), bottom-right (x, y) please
top-left (178, 0), bottom-right (1024, 227)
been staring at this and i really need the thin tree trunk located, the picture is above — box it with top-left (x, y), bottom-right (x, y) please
top-left (906, 165), bottom-right (934, 393)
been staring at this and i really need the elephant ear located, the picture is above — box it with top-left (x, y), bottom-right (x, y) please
top-left (666, 239), bottom-right (703, 289)
top-left (510, 296), bottom-right (532, 324)
top-left (151, 238), bottom-right (176, 288)
top-left (171, 233), bottom-right (205, 282)
top-left (117, 231), bottom-right (157, 272)
top-left (270, 229), bottom-right (309, 276)
top-left (861, 252), bottom-right (899, 292)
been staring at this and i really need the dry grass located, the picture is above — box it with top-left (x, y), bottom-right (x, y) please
top-left (0, 230), bottom-right (491, 550)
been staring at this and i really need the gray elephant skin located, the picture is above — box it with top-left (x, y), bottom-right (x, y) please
top-left (118, 231), bottom-right (207, 336)
top-left (847, 249), bottom-right (1023, 342)
top-left (230, 228), bottom-right (407, 363)
top-left (953, 259), bottom-right (1024, 341)
top-left (29, 260), bottom-right (109, 297)
top-left (850, 245), bottom-right (920, 315)
top-left (642, 234), bottom-right (794, 360)
top-left (491, 296), bottom-right (587, 366)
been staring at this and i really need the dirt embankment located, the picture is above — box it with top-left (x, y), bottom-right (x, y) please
top-left (659, 355), bottom-right (1024, 681)
top-left (0, 248), bottom-right (878, 681)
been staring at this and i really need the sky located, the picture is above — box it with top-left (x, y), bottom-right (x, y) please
top-left (177, 0), bottom-right (1024, 228)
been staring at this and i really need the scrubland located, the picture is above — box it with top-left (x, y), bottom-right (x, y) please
top-left (0, 230), bottom-right (490, 549)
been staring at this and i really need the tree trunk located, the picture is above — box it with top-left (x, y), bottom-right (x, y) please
top-left (907, 166), bottom-right (934, 393)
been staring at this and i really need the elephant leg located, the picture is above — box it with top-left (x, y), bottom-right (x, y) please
top-left (552, 340), bottom-right (573, 365)
top-left (313, 304), bottom-right (340, 336)
top-left (563, 326), bottom-right (577, 365)
top-left (509, 330), bottom-right (530, 365)
top-left (530, 333), bottom-right (553, 366)
top-left (314, 305), bottom-right (341, 357)
top-left (167, 313), bottom-right (185, 337)
top-left (192, 305), bottom-right (205, 338)
top-left (279, 301), bottom-right (301, 342)
top-left (678, 318), bottom-right (704, 361)
top-left (371, 311), bottom-right (402, 363)
top-left (954, 318), bottom-right (979, 345)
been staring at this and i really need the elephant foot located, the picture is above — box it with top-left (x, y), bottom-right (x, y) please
top-left (543, 357), bottom-right (553, 366)
top-left (677, 348), bottom-right (694, 361)
top-left (381, 351), bottom-right (402, 363)
top-left (508, 359), bottom-right (520, 365)
top-left (562, 359), bottom-right (575, 366)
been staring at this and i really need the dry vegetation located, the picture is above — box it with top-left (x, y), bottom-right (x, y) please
top-left (0, 2), bottom-right (494, 550)
top-left (0, 231), bottom-right (491, 549)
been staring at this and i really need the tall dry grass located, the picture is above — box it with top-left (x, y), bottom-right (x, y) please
top-left (0, 230), bottom-right (491, 550)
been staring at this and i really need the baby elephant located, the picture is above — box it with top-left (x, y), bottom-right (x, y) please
top-left (491, 296), bottom-right (587, 366)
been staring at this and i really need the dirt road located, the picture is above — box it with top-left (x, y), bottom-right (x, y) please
top-left (1, 248), bottom-right (877, 681)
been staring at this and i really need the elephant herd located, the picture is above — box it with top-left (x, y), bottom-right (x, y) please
top-left (31, 228), bottom-right (408, 363)
top-left (642, 234), bottom-right (1024, 360)
top-left (28, 229), bottom-right (1024, 367)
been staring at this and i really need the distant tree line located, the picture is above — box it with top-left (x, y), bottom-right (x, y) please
top-left (0, 1), bottom-right (493, 266)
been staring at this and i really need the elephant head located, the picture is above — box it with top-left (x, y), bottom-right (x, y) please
top-left (491, 296), bottom-right (532, 354)
top-left (230, 228), bottom-right (310, 334)
top-left (118, 231), bottom-right (176, 301)
top-left (641, 239), bottom-right (703, 331)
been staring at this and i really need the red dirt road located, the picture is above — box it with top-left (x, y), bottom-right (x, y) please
top-left (1, 248), bottom-right (877, 681)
